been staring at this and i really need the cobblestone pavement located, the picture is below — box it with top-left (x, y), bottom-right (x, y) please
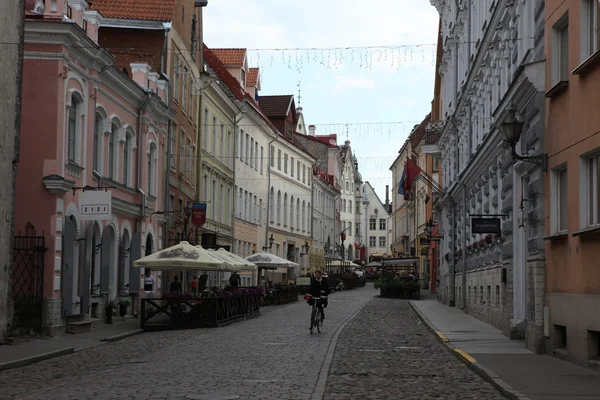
top-left (323, 298), bottom-right (506, 400)
top-left (0, 287), bottom-right (374, 400)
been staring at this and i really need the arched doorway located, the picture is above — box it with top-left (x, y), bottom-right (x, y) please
top-left (119, 230), bottom-right (131, 295)
top-left (61, 216), bottom-right (78, 316)
top-left (145, 232), bottom-right (154, 256)
top-left (100, 225), bottom-right (116, 297)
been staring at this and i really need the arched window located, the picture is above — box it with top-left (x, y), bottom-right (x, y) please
top-left (93, 113), bottom-right (102, 171)
top-left (296, 198), bottom-right (300, 229)
top-left (67, 93), bottom-right (81, 163)
top-left (109, 122), bottom-right (118, 179)
top-left (283, 193), bottom-right (288, 227)
top-left (307, 202), bottom-right (311, 232)
top-left (276, 190), bottom-right (281, 224)
top-left (349, 200), bottom-right (352, 212)
top-left (302, 200), bottom-right (306, 232)
top-left (290, 196), bottom-right (294, 229)
top-left (269, 187), bottom-right (274, 222)
top-left (147, 142), bottom-right (157, 195)
top-left (123, 132), bottom-right (132, 186)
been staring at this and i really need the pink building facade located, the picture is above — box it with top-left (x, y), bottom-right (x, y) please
top-left (17, 0), bottom-right (173, 333)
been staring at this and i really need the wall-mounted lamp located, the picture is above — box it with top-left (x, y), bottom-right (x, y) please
top-left (262, 234), bottom-right (275, 251)
top-left (501, 106), bottom-right (547, 170)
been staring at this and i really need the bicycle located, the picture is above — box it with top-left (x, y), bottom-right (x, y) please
top-left (305, 294), bottom-right (327, 334)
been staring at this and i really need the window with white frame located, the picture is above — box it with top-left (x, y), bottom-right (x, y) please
top-left (182, 68), bottom-right (188, 110)
top-left (582, 0), bottom-right (600, 60)
top-left (284, 153), bottom-right (288, 173)
top-left (260, 146), bottom-right (264, 174)
top-left (227, 131), bottom-right (232, 167)
top-left (379, 236), bottom-right (386, 247)
top-left (586, 153), bottom-right (600, 227)
top-left (277, 149), bottom-right (282, 170)
top-left (369, 218), bottom-right (376, 230)
top-left (245, 132), bottom-right (250, 162)
top-left (203, 109), bottom-right (209, 149)
top-left (173, 54), bottom-right (180, 101)
top-left (123, 132), bottom-right (133, 186)
top-left (291, 157), bottom-right (294, 177)
top-left (270, 145), bottom-right (274, 167)
top-left (212, 117), bottom-right (217, 155)
top-left (250, 137), bottom-right (254, 168)
top-left (254, 142), bottom-right (258, 170)
top-left (170, 122), bottom-right (177, 171)
top-left (220, 124), bottom-right (225, 160)
top-left (108, 122), bottom-right (118, 179)
top-left (379, 219), bottom-right (386, 230)
top-left (93, 113), bottom-right (102, 172)
top-left (67, 93), bottom-right (82, 164)
top-left (147, 142), bottom-right (157, 196)
top-left (552, 166), bottom-right (568, 232)
top-left (179, 129), bottom-right (185, 173)
top-left (552, 14), bottom-right (569, 85)
top-left (297, 161), bottom-right (300, 180)
top-left (186, 137), bottom-right (193, 181)
top-left (369, 236), bottom-right (376, 247)
top-left (240, 130), bottom-right (245, 161)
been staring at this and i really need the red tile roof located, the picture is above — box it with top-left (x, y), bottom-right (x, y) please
top-left (203, 44), bottom-right (245, 102)
top-left (211, 48), bottom-right (246, 65)
top-left (90, 0), bottom-right (175, 21)
top-left (247, 68), bottom-right (259, 85)
top-left (409, 113), bottom-right (431, 148)
top-left (258, 95), bottom-right (293, 118)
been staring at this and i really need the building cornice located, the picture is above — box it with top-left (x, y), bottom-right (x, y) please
top-left (99, 17), bottom-right (166, 30)
top-left (43, 175), bottom-right (75, 194)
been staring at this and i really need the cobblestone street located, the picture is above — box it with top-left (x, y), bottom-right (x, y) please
top-left (323, 298), bottom-right (505, 400)
top-left (0, 286), bottom-right (505, 400)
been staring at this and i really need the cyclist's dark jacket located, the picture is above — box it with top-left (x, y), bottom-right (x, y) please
top-left (309, 277), bottom-right (330, 298)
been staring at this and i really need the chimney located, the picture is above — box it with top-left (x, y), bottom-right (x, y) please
top-left (309, 125), bottom-right (316, 136)
top-left (83, 10), bottom-right (103, 44)
top-left (130, 63), bottom-right (151, 89)
top-left (66, 0), bottom-right (88, 27)
top-left (157, 80), bottom-right (168, 102)
top-left (148, 72), bottom-right (159, 93)
top-left (385, 185), bottom-right (390, 209)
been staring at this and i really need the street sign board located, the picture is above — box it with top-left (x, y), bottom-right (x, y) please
top-left (80, 190), bottom-right (112, 221)
top-left (471, 217), bottom-right (501, 234)
top-left (192, 202), bottom-right (207, 228)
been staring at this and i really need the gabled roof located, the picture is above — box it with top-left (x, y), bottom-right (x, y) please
top-left (247, 68), bottom-right (259, 86)
top-left (203, 44), bottom-right (245, 102)
top-left (211, 48), bottom-right (246, 65)
top-left (90, 0), bottom-right (175, 21)
top-left (409, 113), bottom-right (431, 148)
top-left (259, 95), bottom-right (294, 118)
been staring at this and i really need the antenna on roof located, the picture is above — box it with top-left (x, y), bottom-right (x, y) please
top-left (297, 80), bottom-right (301, 106)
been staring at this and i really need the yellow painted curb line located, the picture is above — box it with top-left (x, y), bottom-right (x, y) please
top-left (436, 331), bottom-right (449, 342)
top-left (455, 349), bottom-right (477, 364)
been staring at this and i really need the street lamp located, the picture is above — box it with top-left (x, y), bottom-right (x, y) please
top-left (501, 106), bottom-right (547, 170)
top-left (301, 240), bottom-right (310, 255)
top-left (262, 234), bottom-right (274, 251)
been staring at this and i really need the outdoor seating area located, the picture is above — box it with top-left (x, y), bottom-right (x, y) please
top-left (263, 285), bottom-right (299, 306)
top-left (375, 258), bottom-right (421, 300)
top-left (134, 241), bottom-right (261, 331)
top-left (247, 252), bottom-right (301, 307)
top-left (324, 259), bottom-right (367, 290)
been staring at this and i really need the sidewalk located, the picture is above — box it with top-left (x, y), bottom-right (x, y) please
top-left (410, 298), bottom-right (600, 400)
top-left (0, 318), bottom-right (142, 372)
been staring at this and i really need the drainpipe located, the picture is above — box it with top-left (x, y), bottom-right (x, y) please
top-left (449, 197), bottom-right (456, 307)
top-left (461, 182), bottom-right (468, 310)
top-left (160, 21), bottom-right (172, 249)
top-left (310, 168), bottom-right (315, 271)
top-left (231, 108), bottom-right (246, 254)
top-left (137, 94), bottom-right (152, 228)
top-left (265, 135), bottom-right (280, 251)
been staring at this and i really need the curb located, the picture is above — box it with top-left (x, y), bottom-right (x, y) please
top-left (408, 301), bottom-right (531, 400)
top-left (101, 329), bottom-right (144, 343)
top-left (311, 297), bottom-right (373, 400)
top-left (0, 347), bottom-right (74, 372)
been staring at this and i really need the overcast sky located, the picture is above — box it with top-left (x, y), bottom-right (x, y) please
top-left (203, 0), bottom-right (439, 201)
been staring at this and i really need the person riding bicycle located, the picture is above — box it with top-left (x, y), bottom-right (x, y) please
top-left (308, 270), bottom-right (330, 321)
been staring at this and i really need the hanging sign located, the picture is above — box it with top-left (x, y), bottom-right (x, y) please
top-left (192, 202), bottom-right (207, 228)
top-left (471, 217), bottom-right (501, 234)
top-left (80, 190), bottom-right (112, 221)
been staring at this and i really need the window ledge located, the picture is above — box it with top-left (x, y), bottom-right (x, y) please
top-left (543, 232), bottom-right (568, 241)
top-left (573, 50), bottom-right (600, 76)
top-left (573, 226), bottom-right (600, 238)
top-left (545, 81), bottom-right (568, 99)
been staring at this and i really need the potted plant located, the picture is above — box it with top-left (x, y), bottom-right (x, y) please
top-left (485, 234), bottom-right (493, 247)
top-left (104, 299), bottom-right (117, 324)
top-left (118, 299), bottom-right (131, 317)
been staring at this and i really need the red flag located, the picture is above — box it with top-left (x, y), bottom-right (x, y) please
top-left (402, 159), bottom-right (422, 199)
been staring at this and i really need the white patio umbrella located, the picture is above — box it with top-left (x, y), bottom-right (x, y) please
top-left (133, 241), bottom-right (235, 272)
top-left (215, 248), bottom-right (257, 271)
top-left (245, 251), bottom-right (299, 268)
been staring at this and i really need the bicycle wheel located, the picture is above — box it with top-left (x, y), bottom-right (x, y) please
top-left (310, 308), bottom-right (316, 334)
top-left (316, 310), bottom-right (323, 333)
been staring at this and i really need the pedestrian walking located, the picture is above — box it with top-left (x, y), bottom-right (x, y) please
top-left (143, 269), bottom-right (156, 298)
top-left (229, 271), bottom-right (241, 288)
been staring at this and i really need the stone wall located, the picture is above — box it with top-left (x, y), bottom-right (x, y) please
top-left (0, 0), bottom-right (24, 339)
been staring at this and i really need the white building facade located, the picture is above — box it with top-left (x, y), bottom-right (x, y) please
top-left (362, 182), bottom-right (392, 260)
top-left (432, 0), bottom-right (546, 352)
top-left (339, 141), bottom-right (361, 260)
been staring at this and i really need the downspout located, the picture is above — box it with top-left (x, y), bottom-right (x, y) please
top-left (232, 109), bottom-right (246, 253)
top-left (137, 93), bottom-right (153, 228)
top-left (264, 135), bottom-right (280, 251)
top-left (160, 21), bottom-right (172, 249)
top-left (310, 166), bottom-right (315, 271)
top-left (449, 198), bottom-right (456, 307)
top-left (461, 183), bottom-right (468, 310)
